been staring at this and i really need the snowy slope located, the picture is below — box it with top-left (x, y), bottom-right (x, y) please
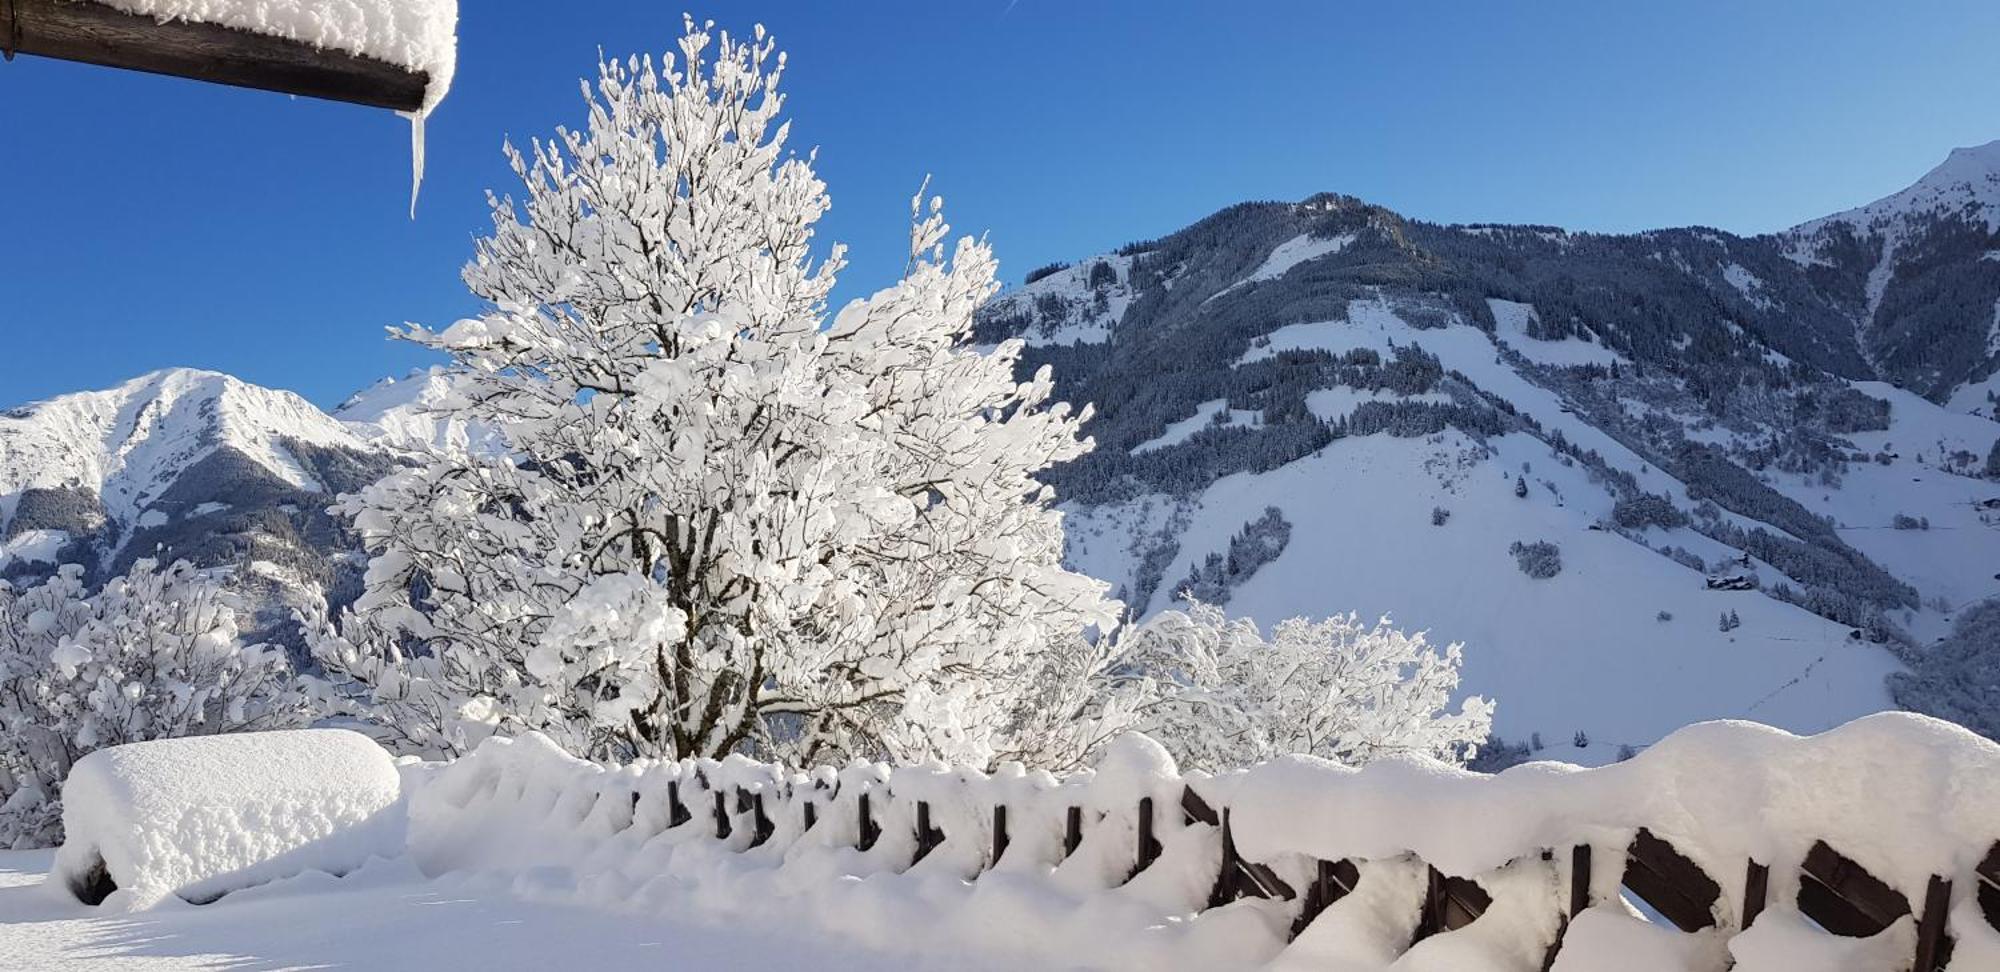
top-left (334, 366), bottom-right (503, 454)
top-left (0, 368), bottom-right (370, 531)
top-left (1068, 296), bottom-right (1934, 761)
top-left (980, 254), bottom-right (1137, 347)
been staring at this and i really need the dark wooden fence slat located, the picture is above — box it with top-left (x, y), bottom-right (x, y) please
top-left (712, 791), bottom-right (732, 839)
top-left (802, 800), bottom-right (817, 832)
top-left (1621, 828), bottom-right (1720, 932)
top-left (1181, 787), bottom-right (1219, 827)
top-left (1975, 842), bottom-right (2000, 931)
top-left (1742, 859), bottom-right (1769, 929)
top-left (1415, 866), bottom-right (1491, 943)
top-left (1799, 840), bottom-right (1909, 937)
top-left (1063, 806), bottom-right (1083, 859)
top-left (749, 793), bottom-right (775, 847)
top-left (991, 805), bottom-right (1009, 866)
top-left (1289, 857), bottom-right (1359, 941)
top-left (1570, 844), bottom-right (1592, 917)
top-left (1132, 797), bottom-right (1163, 879)
top-left (1914, 876), bottom-right (1954, 972)
top-left (857, 792), bottom-right (882, 852)
top-left (667, 781), bottom-right (692, 828)
top-left (913, 801), bottom-right (945, 865)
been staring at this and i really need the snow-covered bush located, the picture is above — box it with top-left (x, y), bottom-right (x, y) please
top-left (0, 560), bottom-right (310, 847)
top-left (1108, 598), bottom-right (1492, 771)
top-left (53, 729), bottom-right (402, 908)
top-left (311, 18), bottom-right (1116, 768)
top-left (1509, 540), bottom-right (1562, 579)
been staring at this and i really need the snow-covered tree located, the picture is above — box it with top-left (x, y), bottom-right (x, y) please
top-left (1107, 598), bottom-right (1493, 771)
top-left (311, 18), bottom-right (1116, 767)
top-left (0, 561), bottom-right (308, 847)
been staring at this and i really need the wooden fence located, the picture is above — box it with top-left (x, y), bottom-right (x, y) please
top-left (640, 765), bottom-right (1995, 971)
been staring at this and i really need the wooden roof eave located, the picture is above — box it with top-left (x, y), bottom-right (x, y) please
top-left (1, 0), bottom-right (428, 112)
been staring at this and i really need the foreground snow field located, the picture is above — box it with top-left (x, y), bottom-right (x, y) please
top-left (0, 850), bottom-right (1003, 972)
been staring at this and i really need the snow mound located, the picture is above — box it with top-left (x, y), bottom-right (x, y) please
top-left (1550, 908), bottom-right (1728, 971)
top-left (53, 729), bottom-right (403, 909)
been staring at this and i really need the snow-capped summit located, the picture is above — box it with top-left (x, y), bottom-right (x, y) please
top-left (334, 366), bottom-right (503, 454)
top-left (0, 369), bottom-right (399, 644)
top-left (1792, 138), bottom-right (2000, 239)
top-left (0, 367), bottom-right (369, 530)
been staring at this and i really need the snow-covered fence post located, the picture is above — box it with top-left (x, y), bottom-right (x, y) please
top-left (1415, 866), bottom-right (1491, 942)
top-left (913, 801), bottom-right (945, 865)
top-left (748, 791), bottom-right (775, 847)
top-left (1742, 859), bottom-right (1769, 928)
top-left (666, 780), bottom-right (692, 828)
top-left (1914, 875), bottom-right (1953, 972)
top-left (1292, 858), bottom-right (1359, 940)
top-left (1063, 806), bottom-right (1083, 859)
top-left (1567, 844), bottom-right (1592, 918)
top-left (1132, 796), bottom-right (1161, 878)
top-left (991, 804), bottom-right (1009, 865)
top-left (857, 792), bottom-right (882, 852)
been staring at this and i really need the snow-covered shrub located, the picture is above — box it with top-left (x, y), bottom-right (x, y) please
top-left (1172, 506), bottom-right (1291, 605)
top-left (1891, 513), bottom-right (1929, 530)
top-left (0, 560), bottom-right (310, 847)
top-left (52, 729), bottom-right (401, 908)
top-left (1610, 492), bottom-right (1686, 531)
top-left (1508, 540), bottom-right (1562, 579)
top-left (1108, 598), bottom-right (1492, 771)
top-left (312, 19), bottom-right (1116, 769)
top-left (1889, 596), bottom-right (2000, 740)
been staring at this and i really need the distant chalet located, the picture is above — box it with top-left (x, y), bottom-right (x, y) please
top-left (1, 0), bottom-right (430, 111)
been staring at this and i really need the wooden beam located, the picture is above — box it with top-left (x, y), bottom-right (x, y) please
top-left (2, 0), bottom-right (428, 111)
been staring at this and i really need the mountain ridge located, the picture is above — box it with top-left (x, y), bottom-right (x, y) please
top-left (4, 142), bottom-right (1998, 761)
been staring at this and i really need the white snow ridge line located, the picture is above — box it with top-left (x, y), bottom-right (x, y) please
top-left (51, 713), bottom-right (2000, 970)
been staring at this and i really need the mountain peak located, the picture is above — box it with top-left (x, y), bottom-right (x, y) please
top-left (1, 368), bottom-right (367, 531)
top-left (1922, 138), bottom-right (2000, 188)
top-left (1791, 137), bottom-right (2000, 238)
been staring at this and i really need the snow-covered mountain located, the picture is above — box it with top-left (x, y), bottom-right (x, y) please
top-left (1783, 139), bottom-right (2000, 410)
top-left (332, 365), bottom-right (505, 455)
top-left (3, 144), bottom-right (1996, 761)
top-left (0, 368), bottom-right (403, 648)
top-left (978, 144), bottom-right (2000, 764)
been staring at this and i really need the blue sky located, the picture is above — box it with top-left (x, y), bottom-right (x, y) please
top-left (2, 0), bottom-right (1996, 408)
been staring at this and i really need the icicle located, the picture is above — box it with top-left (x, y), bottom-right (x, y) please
top-left (405, 108), bottom-right (428, 219)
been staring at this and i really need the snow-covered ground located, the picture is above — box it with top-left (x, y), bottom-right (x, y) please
top-left (0, 851), bottom-right (963, 971)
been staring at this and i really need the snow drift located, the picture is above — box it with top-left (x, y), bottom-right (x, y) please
top-left (53, 729), bottom-right (403, 908)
